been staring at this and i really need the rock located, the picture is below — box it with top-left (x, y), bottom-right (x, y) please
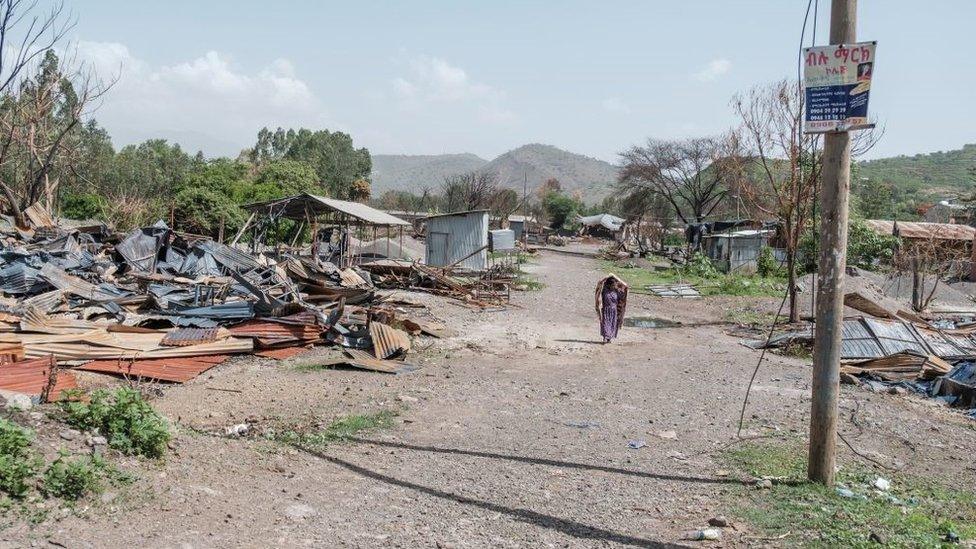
top-left (100, 491), bottom-right (117, 504)
top-left (225, 423), bottom-right (250, 437)
top-left (4, 393), bottom-right (33, 411)
top-left (627, 439), bottom-right (646, 450)
top-left (707, 516), bottom-right (729, 528)
top-left (872, 477), bottom-right (891, 491)
top-left (869, 531), bottom-right (885, 544)
top-left (59, 429), bottom-right (80, 441)
top-left (944, 531), bottom-right (960, 544)
top-left (655, 430), bottom-right (678, 440)
top-left (396, 394), bottom-right (419, 403)
top-left (888, 386), bottom-right (907, 396)
top-left (755, 479), bottom-right (773, 490)
top-left (89, 435), bottom-right (108, 446)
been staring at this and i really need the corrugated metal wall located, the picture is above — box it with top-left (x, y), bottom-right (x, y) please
top-left (425, 211), bottom-right (489, 270)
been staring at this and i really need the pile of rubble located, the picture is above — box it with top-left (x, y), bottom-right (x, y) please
top-left (747, 291), bottom-right (976, 416)
top-left (0, 219), bottom-right (455, 404)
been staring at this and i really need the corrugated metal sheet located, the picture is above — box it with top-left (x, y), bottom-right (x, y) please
top-left (424, 210), bottom-right (489, 270)
top-left (841, 319), bottom-right (885, 359)
top-left (228, 318), bottom-right (322, 348)
top-left (865, 219), bottom-right (976, 241)
top-left (863, 318), bottom-right (928, 356)
top-left (39, 264), bottom-right (128, 302)
top-left (0, 356), bottom-right (77, 400)
top-left (160, 327), bottom-right (220, 347)
top-left (255, 347), bottom-right (308, 360)
top-left (76, 355), bottom-right (230, 383)
top-left (369, 321), bottom-right (411, 359)
top-left (241, 193), bottom-right (410, 226)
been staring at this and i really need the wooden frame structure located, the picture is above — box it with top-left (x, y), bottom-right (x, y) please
top-left (240, 193), bottom-right (410, 268)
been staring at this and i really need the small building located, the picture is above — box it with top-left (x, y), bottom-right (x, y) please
top-left (424, 210), bottom-right (489, 271)
top-left (703, 229), bottom-right (780, 273)
top-left (922, 201), bottom-right (972, 225)
top-left (504, 214), bottom-right (541, 241)
top-left (864, 219), bottom-right (976, 279)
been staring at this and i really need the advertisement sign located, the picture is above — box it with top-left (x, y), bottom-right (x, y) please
top-left (803, 41), bottom-right (876, 133)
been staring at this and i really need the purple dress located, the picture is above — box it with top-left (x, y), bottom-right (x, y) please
top-left (601, 287), bottom-right (620, 341)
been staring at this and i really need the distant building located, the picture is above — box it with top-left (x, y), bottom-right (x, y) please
top-left (424, 210), bottom-right (489, 271)
top-left (923, 201), bottom-right (972, 225)
top-left (702, 229), bottom-right (783, 273)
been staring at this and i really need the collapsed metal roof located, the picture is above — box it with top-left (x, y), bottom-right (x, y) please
top-left (865, 219), bottom-right (976, 241)
top-left (242, 193), bottom-right (410, 226)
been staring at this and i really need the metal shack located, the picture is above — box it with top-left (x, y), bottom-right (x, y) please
top-left (425, 210), bottom-right (489, 271)
top-left (703, 229), bottom-right (779, 273)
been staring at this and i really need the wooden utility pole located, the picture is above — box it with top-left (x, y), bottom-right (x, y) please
top-left (808, 0), bottom-right (857, 485)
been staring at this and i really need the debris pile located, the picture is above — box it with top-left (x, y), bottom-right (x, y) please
top-left (747, 292), bottom-right (976, 415)
top-left (0, 219), bottom-right (454, 403)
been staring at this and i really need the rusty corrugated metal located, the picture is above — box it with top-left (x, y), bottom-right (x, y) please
top-left (0, 356), bottom-right (77, 400)
top-left (369, 321), bottom-right (411, 359)
top-left (255, 347), bottom-right (308, 360)
top-left (76, 355), bottom-right (230, 383)
top-left (228, 318), bottom-right (322, 348)
top-left (865, 219), bottom-right (976, 241)
top-left (161, 327), bottom-right (220, 347)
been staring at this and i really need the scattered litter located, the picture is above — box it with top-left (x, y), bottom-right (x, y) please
top-left (647, 284), bottom-right (700, 298)
top-left (564, 420), bottom-right (600, 429)
top-left (683, 528), bottom-right (721, 541)
top-left (627, 439), bottom-right (647, 450)
top-left (873, 477), bottom-right (891, 491)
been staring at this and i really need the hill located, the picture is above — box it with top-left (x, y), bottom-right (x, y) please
top-left (481, 144), bottom-right (617, 202)
top-left (370, 144), bottom-right (618, 202)
top-left (858, 144), bottom-right (976, 195)
top-left (371, 153), bottom-right (488, 193)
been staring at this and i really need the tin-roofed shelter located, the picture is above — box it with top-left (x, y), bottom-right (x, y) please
top-left (424, 210), bottom-right (489, 271)
top-left (241, 193), bottom-right (410, 267)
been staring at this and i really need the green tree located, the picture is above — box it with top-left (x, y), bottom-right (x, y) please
top-left (247, 127), bottom-right (371, 199)
top-left (543, 191), bottom-right (580, 229)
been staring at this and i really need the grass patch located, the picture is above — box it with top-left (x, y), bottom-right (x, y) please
top-left (60, 388), bottom-right (171, 459)
top-left (722, 441), bottom-right (976, 547)
top-left (273, 410), bottom-right (398, 448)
top-left (775, 342), bottom-right (814, 361)
top-left (602, 260), bottom-right (787, 298)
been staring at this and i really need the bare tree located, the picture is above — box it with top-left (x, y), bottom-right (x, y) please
top-left (618, 136), bottom-right (737, 225)
top-left (731, 79), bottom-right (880, 322)
top-left (441, 171), bottom-right (499, 212)
top-left (0, 1), bottom-right (115, 228)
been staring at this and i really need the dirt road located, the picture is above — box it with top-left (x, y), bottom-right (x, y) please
top-left (5, 251), bottom-right (975, 548)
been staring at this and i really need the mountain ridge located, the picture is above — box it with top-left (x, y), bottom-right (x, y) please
top-left (371, 144), bottom-right (618, 201)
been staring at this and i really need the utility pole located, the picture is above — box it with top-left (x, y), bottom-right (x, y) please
top-left (522, 172), bottom-right (528, 247)
top-left (808, 0), bottom-right (857, 485)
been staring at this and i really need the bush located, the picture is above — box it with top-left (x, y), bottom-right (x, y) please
top-left (60, 192), bottom-right (105, 220)
top-left (61, 388), bottom-right (170, 459)
top-left (0, 419), bottom-right (41, 498)
top-left (756, 246), bottom-right (782, 278)
top-left (684, 251), bottom-right (720, 278)
top-left (42, 454), bottom-right (101, 500)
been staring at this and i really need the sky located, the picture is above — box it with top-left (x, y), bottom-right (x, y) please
top-left (46, 0), bottom-right (976, 162)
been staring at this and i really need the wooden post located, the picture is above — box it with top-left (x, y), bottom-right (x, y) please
top-left (808, 0), bottom-right (857, 486)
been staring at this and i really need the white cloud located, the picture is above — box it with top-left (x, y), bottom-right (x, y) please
top-left (76, 41), bottom-right (327, 156)
top-left (693, 58), bottom-right (732, 82)
top-left (392, 55), bottom-right (515, 124)
top-left (601, 97), bottom-right (630, 114)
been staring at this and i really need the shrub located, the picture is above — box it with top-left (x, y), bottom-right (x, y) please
top-left (0, 419), bottom-right (41, 498)
top-left (684, 251), bottom-right (720, 278)
top-left (756, 246), bottom-right (782, 278)
top-left (61, 388), bottom-right (171, 459)
top-left (42, 454), bottom-right (101, 500)
top-left (60, 192), bottom-right (105, 220)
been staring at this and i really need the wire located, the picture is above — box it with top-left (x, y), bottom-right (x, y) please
top-left (735, 0), bottom-right (817, 439)
top-left (736, 289), bottom-right (790, 437)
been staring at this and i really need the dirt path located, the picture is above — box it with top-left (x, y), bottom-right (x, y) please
top-left (6, 251), bottom-right (976, 548)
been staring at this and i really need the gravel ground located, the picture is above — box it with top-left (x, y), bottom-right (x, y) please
top-left (3, 251), bottom-right (975, 548)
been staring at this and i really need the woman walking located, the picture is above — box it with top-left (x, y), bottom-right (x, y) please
top-left (595, 274), bottom-right (628, 343)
